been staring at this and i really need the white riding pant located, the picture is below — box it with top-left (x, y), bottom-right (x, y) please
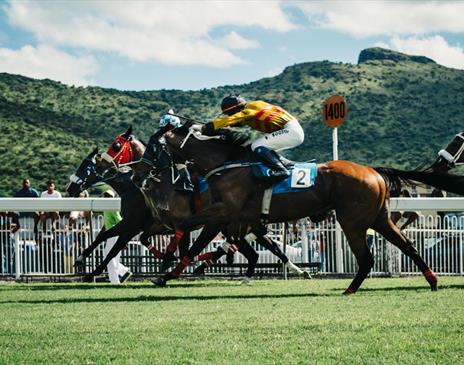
top-left (103, 236), bottom-right (129, 285)
top-left (251, 119), bottom-right (304, 152)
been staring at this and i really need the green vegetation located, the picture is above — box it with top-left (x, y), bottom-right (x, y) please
top-left (0, 277), bottom-right (463, 364)
top-left (1, 47), bottom-right (463, 196)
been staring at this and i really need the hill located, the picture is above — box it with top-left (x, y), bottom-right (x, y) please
top-left (0, 47), bottom-right (463, 196)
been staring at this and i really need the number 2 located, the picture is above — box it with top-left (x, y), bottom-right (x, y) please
top-left (296, 170), bottom-right (306, 185)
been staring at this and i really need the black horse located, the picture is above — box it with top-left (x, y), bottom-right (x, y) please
top-left (131, 132), bottom-right (312, 282)
top-left (67, 148), bottom-right (179, 280)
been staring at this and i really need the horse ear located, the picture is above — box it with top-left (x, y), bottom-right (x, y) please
top-left (89, 147), bottom-right (98, 157)
top-left (124, 126), bottom-right (133, 138)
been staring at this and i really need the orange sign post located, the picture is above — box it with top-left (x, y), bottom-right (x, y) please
top-left (322, 95), bottom-right (348, 274)
top-left (322, 95), bottom-right (348, 161)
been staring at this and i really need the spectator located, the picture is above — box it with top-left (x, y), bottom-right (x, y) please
top-left (13, 178), bottom-right (40, 234)
top-left (68, 190), bottom-right (90, 226)
top-left (40, 179), bottom-right (62, 231)
top-left (101, 189), bottom-right (132, 284)
top-left (66, 190), bottom-right (91, 273)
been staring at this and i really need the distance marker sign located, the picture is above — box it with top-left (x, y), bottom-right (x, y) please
top-left (322, 95), bottom-right (348, 128)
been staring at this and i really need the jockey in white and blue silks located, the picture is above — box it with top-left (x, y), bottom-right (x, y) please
top-left (158, 110), bottom-right (193, 192)
top-left (159, 109), bottom-right (183, 129)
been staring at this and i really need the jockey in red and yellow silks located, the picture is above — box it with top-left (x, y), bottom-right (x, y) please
top-left (202, 95), bottom-right (305, 178)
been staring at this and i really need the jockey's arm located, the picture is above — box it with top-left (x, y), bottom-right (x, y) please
top-left (211, 108), bottom-right (255, 130)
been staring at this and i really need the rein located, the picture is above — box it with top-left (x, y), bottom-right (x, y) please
top-left (176, 126), bottom-right (255, 180)
top-left (179, 126), bottom-right (225, 149)
top-left (204, 162), bottom-right (261, 180)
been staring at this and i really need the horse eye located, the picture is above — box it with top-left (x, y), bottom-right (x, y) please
top-left (112, 142), bottom-right (121, 152)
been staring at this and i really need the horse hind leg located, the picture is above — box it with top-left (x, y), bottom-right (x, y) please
top-left (372, 210), bottom-right (437, 291)
top-left (338, 226), bottom-right (374, 295)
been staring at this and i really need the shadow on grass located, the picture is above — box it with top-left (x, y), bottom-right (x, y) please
top-left (330, 284), bottom-right (464, 293)
top-left (0, 281), bottom-right (251, 291)
top-left (0, 291), bottom-right (333, 305)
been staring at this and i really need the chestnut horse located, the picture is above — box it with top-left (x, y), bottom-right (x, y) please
top-left (133, 123), bottom-right (464, 293)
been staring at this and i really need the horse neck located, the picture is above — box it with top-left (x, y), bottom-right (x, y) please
top-left (106, 172), bottom-right (135, 196)
top-left (171, 137), bottom-right (238, 175)
top-left (130, 138), bottom-right (145, 161)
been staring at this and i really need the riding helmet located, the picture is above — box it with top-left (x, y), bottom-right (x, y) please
top-left (221, 95), bottom-right (247, 116)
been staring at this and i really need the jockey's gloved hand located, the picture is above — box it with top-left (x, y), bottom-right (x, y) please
top-left (202, 122), bottom-right (215, 136)
top-left (159, 113), bottom-right (182, 128)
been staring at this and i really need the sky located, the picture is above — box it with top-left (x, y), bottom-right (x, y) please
top-left (0, 0), bottom-right (463, 91)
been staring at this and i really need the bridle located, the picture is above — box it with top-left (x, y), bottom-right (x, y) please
top-left (101, 135), bottom-right (142, 170)
top-left (137, 138), bottom-right (178, 190)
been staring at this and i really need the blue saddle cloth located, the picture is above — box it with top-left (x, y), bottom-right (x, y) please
top-left (196, 162), bottom-right (317, 195)
top-left (254, 162), bottom-right (317, 194)
top-left (196, 175), bottom-right (209, 194)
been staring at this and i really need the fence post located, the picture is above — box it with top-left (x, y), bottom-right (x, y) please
top-left (283, 222), bottom-right (288, 280)
top-left (460, 229), bottom-right (463, 276)
top-left (300, 219), bottom-right (309, 263)
top-left (14, 230), bottom-right (21, 280)
top-left (335, 218), bottom-right (344, 274)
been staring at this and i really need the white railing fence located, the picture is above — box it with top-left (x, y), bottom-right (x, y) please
top-left (0, 198), bottom-right (463, 279)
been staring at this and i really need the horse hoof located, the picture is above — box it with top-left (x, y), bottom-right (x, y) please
top-left (159, 253), bottom-right (177, 272)
top-left (151, 277), bottom-right (167, 287)
top-left (240, 277), bottom-right (252, 285)
top-left (192, 265), bottom-right (206, 277)
top-left (424, 269), bottom-right (438, 291)
top-left (82, 275), bottom-right (94, 283)
top-left (343, 288), bottom-right (355, 295)
top-left (302, 270), bottom-right (312, 280)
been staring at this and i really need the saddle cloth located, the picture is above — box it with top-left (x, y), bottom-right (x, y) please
top-left (253, 162), bottom-right (317, 194)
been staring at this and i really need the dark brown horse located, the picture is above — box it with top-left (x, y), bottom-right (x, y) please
top-left (131, 132), bottom-right (311, 281)
top-left (133, 123), bottom-right (464, 293)
top-left (423, 131), bottom-right (464, 173)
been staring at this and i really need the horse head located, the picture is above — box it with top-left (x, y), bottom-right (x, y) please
top-left (132, 131), bottom-right (173, 190)
top-left (438, 132), bottom-right (464, 167)
top-left (163, 123), bottom-right (243, 176)
top-left (424, 132), bottom-right (464, 173)
top-left (66, 147), bottom-right (100, 197)
top-left (99, 126), bottom-right (146, 175)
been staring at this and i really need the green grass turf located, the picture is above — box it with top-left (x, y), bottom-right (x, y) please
top-left (0, 277), bottom-right (463, 364)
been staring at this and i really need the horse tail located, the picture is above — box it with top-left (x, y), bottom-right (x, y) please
top-left (374, 167), bottom-right (464, 196)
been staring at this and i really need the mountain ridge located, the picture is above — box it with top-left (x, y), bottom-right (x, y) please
top-left (0, 47), bottom-right (462, 196)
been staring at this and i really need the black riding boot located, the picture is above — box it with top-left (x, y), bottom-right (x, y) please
top-left (254, 146), bottom-right (290, 178)
top-left (176, 166), bottom-right (194, 193)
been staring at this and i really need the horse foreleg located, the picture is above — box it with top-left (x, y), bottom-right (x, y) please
top-left (158, 230), bottom-right (187, 272)
top-left (235, 240), bottom-right (259, 279)
top-left (140, 231), bottom-right (165, 259)
top-left (192, 246), bottom-right (227, 276)
top-left (78, 220), bottom-right (127, 263)
top-left (178, 231), bottom-right (191, 258)
top-left (255, 234), bottom-right (310, 278)
top-left (82, 231), bottom-right (135, 282)
top-left (153, 225), bottom-right (221, 286)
